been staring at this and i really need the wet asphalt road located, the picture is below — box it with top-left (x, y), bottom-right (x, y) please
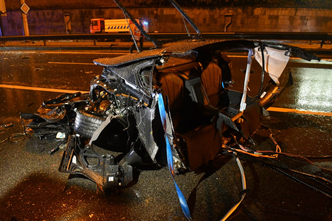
top-left (0, 49), bottom-right (332, 221)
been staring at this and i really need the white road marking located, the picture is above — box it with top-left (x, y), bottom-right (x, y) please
top-left (0, 84), bottom-right (89, 94)
top-left (267, 107), bottom-right (332, 117)
top-left (0, 84), bottom-right (330, 116)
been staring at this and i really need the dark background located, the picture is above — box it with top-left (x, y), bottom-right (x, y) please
top-left (4, 0), bottom-right (332, 10)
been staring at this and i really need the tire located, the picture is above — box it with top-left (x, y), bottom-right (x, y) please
top-left (74, 110), bottom-right (105, 138)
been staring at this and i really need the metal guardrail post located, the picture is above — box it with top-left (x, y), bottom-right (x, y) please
top-left (20, 0), bottom-right (30, 36)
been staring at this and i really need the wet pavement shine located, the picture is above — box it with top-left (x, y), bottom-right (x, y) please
top-left (0, 48), bottom-right (332, 221)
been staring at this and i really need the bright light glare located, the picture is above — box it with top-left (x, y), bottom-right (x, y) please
top-left (296, 67), bottom-right (332, 112)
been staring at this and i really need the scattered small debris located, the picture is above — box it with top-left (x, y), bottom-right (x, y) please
top-left (0, 123), bottom-right (14, 133)
top-left (59, 143), bottom-right (67, 149)
top-left (34, 68), bottom-right (45, 71)
top-left (49, 140), bottom-right (67, 155)
top-left (1, 123), bottom-right (14, 128)
top-left (56, 132), bottom-right (66, 139)
top-left (133, 189), bottom-right (140, 198)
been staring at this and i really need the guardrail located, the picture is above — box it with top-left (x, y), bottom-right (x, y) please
top-left (206, 32), bottom-right (332, 43)
top-left (0, 32), bottom-right (331, 43)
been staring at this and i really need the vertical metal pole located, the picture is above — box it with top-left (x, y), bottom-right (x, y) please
top-left (0, 0), bottom-right (6, 37)
top-left (0, 15), bottom-right (3, 37)
top-left (20, 0), bottom-right (29, 36)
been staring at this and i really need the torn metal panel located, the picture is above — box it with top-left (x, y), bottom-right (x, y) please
top-left (134, 106), bottom-right (159, 160)
top-left (255, 46), bottom-right (290, 84)
top-left (59, 135), bottom-right (133, 190)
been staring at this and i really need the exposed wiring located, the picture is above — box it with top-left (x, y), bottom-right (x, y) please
top-left (299, 155), bottom-right (332, 159)
top-left (168, 0), bottom-right (202, 37)
top-left (221, 152), bottom-right (247, 221)
top-left (234, 150), bottom-right (332, 199)
top-left (235, 148), bottom-right (278, 159)
top-left (269, 134), bottom-right (281, 153)
top-left (0, 123), bottom-right (14, 133)
top-left (0, 137), bottom-right (8, 145)
top-left (113, 0), bottom-right (159, 48)
top-left (0, 132), bottom-right (28, 145)
top-left (181, 15), bottom-right (191, 37)
top-left (222, 132), bottom-right (332, 204)
top-left (255, 150), bottom-right (332, 172)
top-left (7, 132), bottom-right (27, 143)
top-left (230, 137), bottom-right (280, 159)
top-left (136, 107), bottom-right (147, 128)
top-left (122, 112), bottom-right (131, 131)
top-left (264, 162), bottom-right (332, 199)
top-left (286, 168), bottom-right (332, 191)
top-left (262, 156), bottom-right (332, 192)
top-left (0, 117), bottom-right (32, 145)
top-left (20, 115), bottom-right (32, 138)
top-left (123, 13), bottom-right (140, 53)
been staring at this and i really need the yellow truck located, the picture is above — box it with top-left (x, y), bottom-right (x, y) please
top-left (90, 18), bottom-right (149, 36)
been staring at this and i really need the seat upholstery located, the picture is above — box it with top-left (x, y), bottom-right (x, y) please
top-left (158, 73), bottom-right (184, 112)
top-left (200, 62), bottom-right (222, 107)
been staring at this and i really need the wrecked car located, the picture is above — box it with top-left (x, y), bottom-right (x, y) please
top-left (22, 39), bottom-right (321, 219)
top-left (24, 39), bottom-right (320, 185)
top-left (22, 0), bottom-right (323, 220)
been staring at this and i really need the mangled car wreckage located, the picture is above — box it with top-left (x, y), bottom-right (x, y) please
top-left (22, 0), bottom-right (323, 220)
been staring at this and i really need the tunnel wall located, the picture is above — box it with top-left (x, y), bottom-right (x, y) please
top-left (1, 7), bottom-right (331, 36)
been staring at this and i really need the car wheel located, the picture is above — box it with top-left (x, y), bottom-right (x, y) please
top-left (74, 110), bottom-right (105, 138)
